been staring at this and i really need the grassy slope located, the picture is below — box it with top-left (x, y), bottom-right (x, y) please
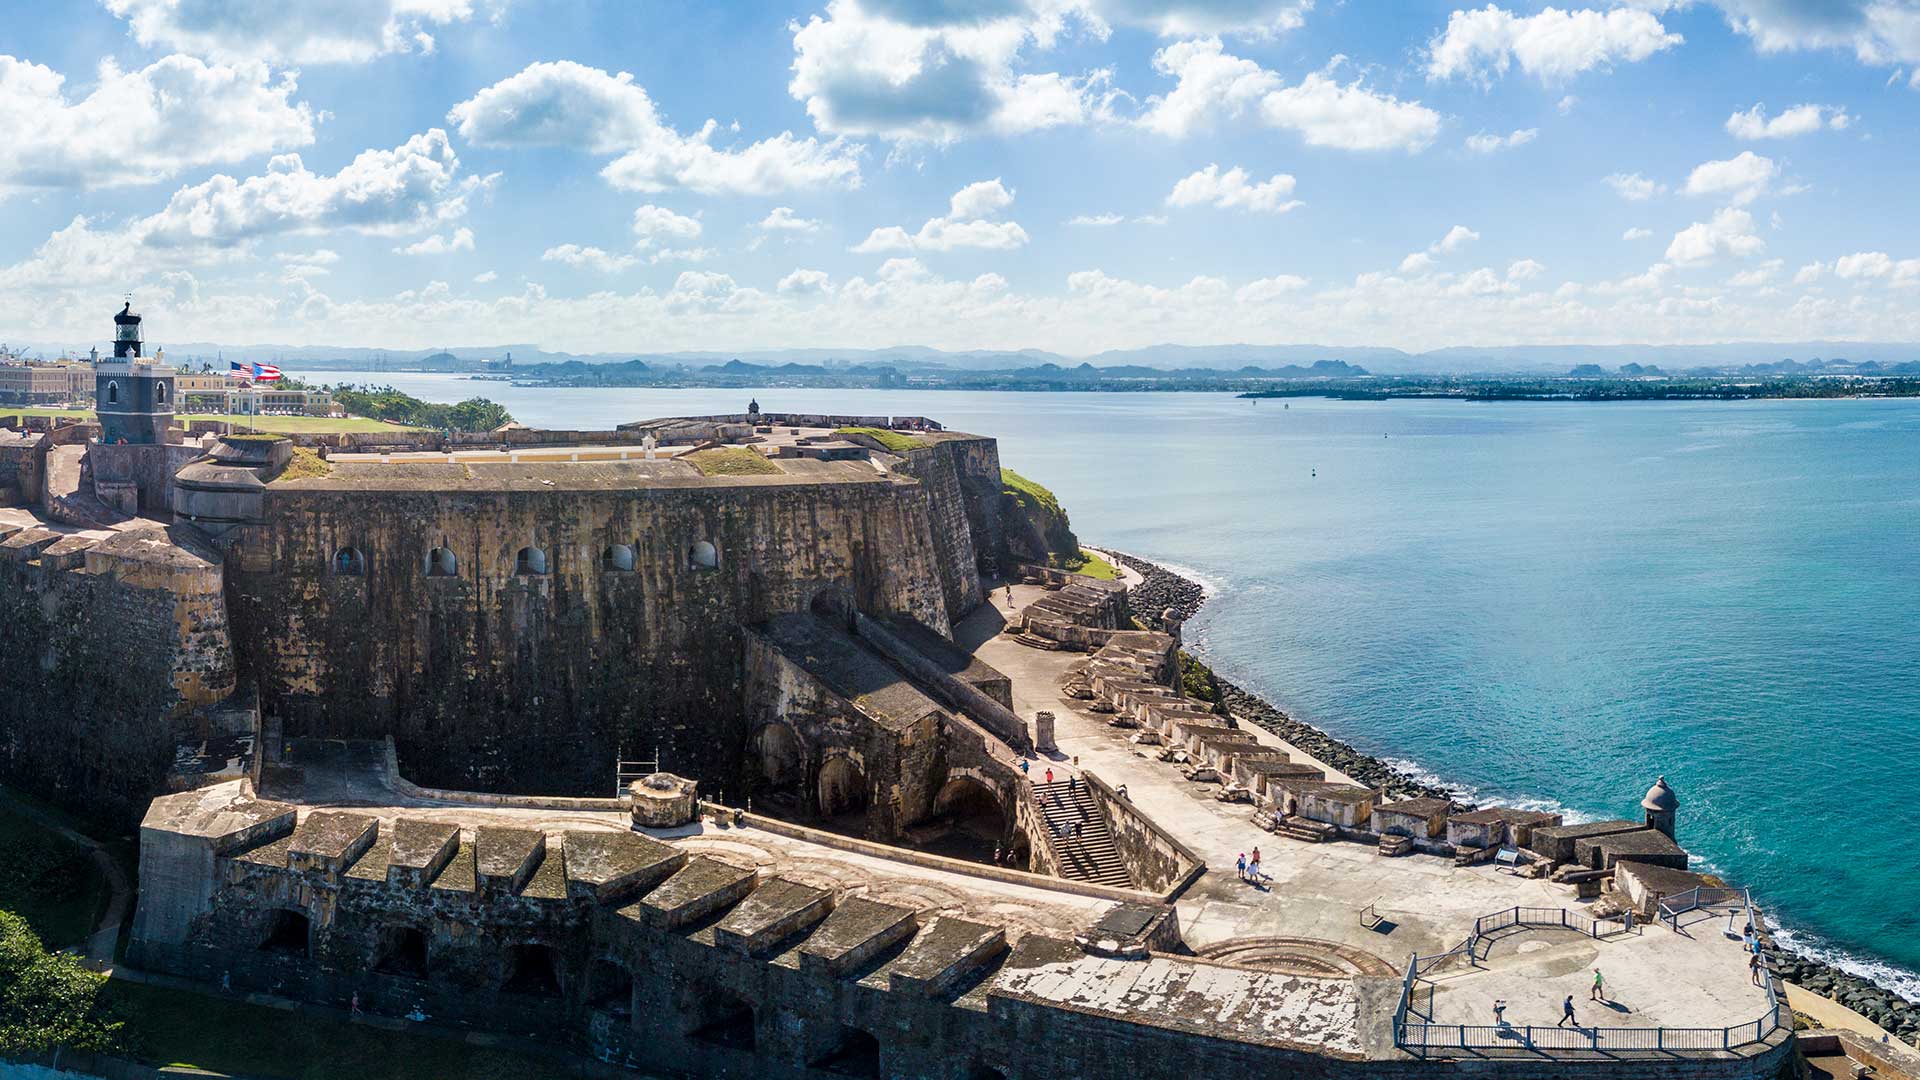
top-left (0, 803), bottom-right (107, 950)
top-left (834, 426), bottom-right (927, 453)
top-left (683, 446), bottom-right (781, 476)
top-left (1062, 549), bottom-right (1119, 580)
top-left (0, 408), bottom-right (415, 434)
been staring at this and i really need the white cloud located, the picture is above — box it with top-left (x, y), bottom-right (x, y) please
top-left (1707, 0), bottom-right (1920, 66)
top-left (449, 61), bottom-right (861, 194)
top-left (1794, 261), bottom-right (1826, 285)
top-left (102, 0), bottom-right (493, 64)
top-left (778, 268), bottom-right (831, 294)
top-left (541, 244), bottom-right (637, 272)
top-left (1399, 224), bottom-right (1479, 273)
top-left (1605, 172), bottom-right (1666, 200)
top-left (1235, 274), bottom-right (1309, 303)
top-left (395, 227), bottom-right (474, 255)
top-left (1464, 127), bottom-right (1538, 152)
top-left (758, 207), bottom-right (822, 233)
top-left (1834, 251), bottom-right (1894, 279)
top-left (1623, 226), bottom-right (1654, 240)
top-left (0, 54), bottom-right (314, 193)
top-left (142, 128), bottom-right (474, 250)
top-left (852, 178), bottom-right (1029, 252)
top-left (473, 270), bottom-right (497, 283)
top-left (1141, 39), bottom-right (1440, 151)
top-left (1727, 258), bottom-right (1783, 287)
top-left (632, 204), bottom-right (703, 246)
top-left (1507, 258), bottom-right (1546, 280)
top-left (1165, 164), bottom-right (1301, 213)
top-left (1683, 150), bottom-right (1778, 205)
top-left (1067, 213), bottom-right (1125, 226)
top-left (787, 0), bottom-right (1112, 143)
top-left (1666, 207), bottom-right (1765, 265)
top-left (1426, 5), bottom-right (1683, 83)
top-left (1725, 102), bottom-right (1851, 138)
top-left (277, 248), bottom-right (339, 265)
top-left (649, 247), bottom-right (715, 265)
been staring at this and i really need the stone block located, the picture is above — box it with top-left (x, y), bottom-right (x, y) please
top-left (713, 877), bottom-right (835, 955)
top-left (888, 916), bottom-right (1006, 997)
top-left (562, 830), bottom-right (685, 904)
top-left (628, 857), bottom-right (757, 930)
top-left (287, 812), bottom-right (378, 877)
top-left (475, 826), bottom-right (547, 895)
top-left (385, 819), bottom-right (459, 889)
top-left (798, 896), bottom-right (919, 977)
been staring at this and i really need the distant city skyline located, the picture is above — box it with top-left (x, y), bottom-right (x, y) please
top-left (3, 1), bottom-right (1920, 354)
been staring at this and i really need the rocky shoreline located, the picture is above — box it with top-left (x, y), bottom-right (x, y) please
top-left (1109, 548), bottom-right (1920, 1042)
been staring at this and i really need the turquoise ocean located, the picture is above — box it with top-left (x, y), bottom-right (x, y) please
top-left (366, 376), bottom-right (1920, 997)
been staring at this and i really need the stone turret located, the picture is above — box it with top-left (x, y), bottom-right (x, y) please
top-left (1642, 775), bottom-right (1679, 840)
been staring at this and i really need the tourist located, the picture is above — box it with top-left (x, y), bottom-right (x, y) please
top-left (1019, 759), bottom-right (1029, 776)
top-left (1557, 996), bottom-right (1576, 1028)
top-left (1069, 774), bottom-right (1080, 794)
top-left (1750, 952), bottom-right (1764, 985)
top-left (1045, 767), bottom-right (1054, 785)
top-left (1591, 969), bottom-right (1604, 1001)
top-left (1248, 854), bottom-right (1261, 882)
top-left (352, 992), bottom-right (362, 1016)
top-left (1116, 784), bottom-right (1128, 801)
top-left (1492, 999), bottom-right (1508, 1028)
top-left (1236, 853), bottom-right (1247, 881)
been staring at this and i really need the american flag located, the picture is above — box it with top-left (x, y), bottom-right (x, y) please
top-left (228, 361), bottom-right (282, 382)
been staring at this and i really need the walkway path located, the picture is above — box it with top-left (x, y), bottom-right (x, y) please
top-left (0, 787), bottom-right (130, 962)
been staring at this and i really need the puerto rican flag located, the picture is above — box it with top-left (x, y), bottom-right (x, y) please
top-left (228, 361), bottom-right (282, 382)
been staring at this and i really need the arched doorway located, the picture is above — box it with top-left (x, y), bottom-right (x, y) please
top-left (749, 722), bottom-right (806, 815)
top-left (587, 958), bottom-right (633, 1018)
top-left (260, 908), bottom-right (310, 956)
top-left (926, 776), bottom-right (1010, 863)
top-left (503, 943), bottom-right (561, 996)
top-left (810, 585), bottom-right (856, 631)
top-left (687, 987), bottom-right (756, 1049)
top-left (813, 1026), bottom-right (881, 1077)
top-left (373, 924), bottom-right (428, 976)
top-left (817, 756), bottom-right (867, 821)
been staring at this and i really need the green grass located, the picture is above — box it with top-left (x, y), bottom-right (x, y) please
top-left (0, 804), bottom-right (107, 950)
top-left (683, 446), bottom-right (781, 476)
top-left (834, 426), bottom-right (927, 453)
top-left (0, 407), bottom-right (418, 434)
top-left (1058, 548), bottom-right (1119, 580)
top-left (272, 445), bottom-right (335, 482)
top-left (103, 980), bottom-right (587, 1080)
top-left (1001, 468), bottom-right (1065, 519)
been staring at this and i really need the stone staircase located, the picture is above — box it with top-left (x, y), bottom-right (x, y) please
top-left (1033, 781), bottom-right (1133, 889)
top-left (1273, 816), bottom-right (1337, 844)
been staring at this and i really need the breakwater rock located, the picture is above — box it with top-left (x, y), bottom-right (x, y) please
top-left (1111, 547), bottom-right (1920, 1041)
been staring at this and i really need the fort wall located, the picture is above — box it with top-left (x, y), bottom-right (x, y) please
top-left (0, 523), bottom-right (233, 821)
top-left (224, 475), bottom-right (956, 796)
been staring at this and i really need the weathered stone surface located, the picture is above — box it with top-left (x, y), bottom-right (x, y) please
top-left (797, 896), bottom-right (918, 977)
top-left (386, 819), bottom-right (459, 888)
top-left (712, 876), bottom-right (834, 955)
top-left (627, 856), bottom-right (756, 930)
top-left (288, 812), bottom-right (378, 876)
top-left (474, 826), bottom-right (546, 895)
top-left (562, 830), bottom-right (683, 904)
top-left (887, 916), bottom-right (1005, 997)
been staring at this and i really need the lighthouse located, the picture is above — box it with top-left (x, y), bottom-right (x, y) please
top-left (95, 301), bottom-right (176, 445)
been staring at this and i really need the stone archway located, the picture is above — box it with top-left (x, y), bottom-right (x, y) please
top-left (810, 584), bottom-right (856, 632)
top-left (817, 755), bottom-right (867, 820)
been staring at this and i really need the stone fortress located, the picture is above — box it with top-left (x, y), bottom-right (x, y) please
top-left (1, 305), bottom-right (1810, 1078)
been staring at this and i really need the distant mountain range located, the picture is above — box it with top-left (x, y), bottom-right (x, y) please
top-left (10, 337), bottom-right (1920, 376)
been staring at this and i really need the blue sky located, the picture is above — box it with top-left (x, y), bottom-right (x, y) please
top-left (2, 0), bottom-right (1919, 355)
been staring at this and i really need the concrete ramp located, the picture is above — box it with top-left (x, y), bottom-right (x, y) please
top-left (40, 444), bottom-right (126, 529)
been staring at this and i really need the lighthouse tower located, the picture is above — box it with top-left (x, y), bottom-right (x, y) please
top-left (95, 301), bottom-right (176, 445)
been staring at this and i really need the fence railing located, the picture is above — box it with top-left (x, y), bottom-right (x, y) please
top-left (1393, 902), bottom-right (1788, 1058)
top-left (1658, 886), bottom-right (1751, 930)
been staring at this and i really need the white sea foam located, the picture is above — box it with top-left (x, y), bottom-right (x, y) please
top-left (1768, 923), bottom-right (1920, 1005)
top-left (1380, 757), bottom-right (1600, 824)
top-left (1143, 555), bottom-right (1224, 600)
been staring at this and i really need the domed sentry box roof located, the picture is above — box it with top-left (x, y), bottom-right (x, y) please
top-left (1642, 775), bottom-right (1679, 813)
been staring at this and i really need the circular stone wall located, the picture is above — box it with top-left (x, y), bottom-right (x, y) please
top-left (1193, 937), bottom-right (1397, 978)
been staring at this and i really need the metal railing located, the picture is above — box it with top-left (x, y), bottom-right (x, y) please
top-left (1393, 901), bottom-right (1788, 1058)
